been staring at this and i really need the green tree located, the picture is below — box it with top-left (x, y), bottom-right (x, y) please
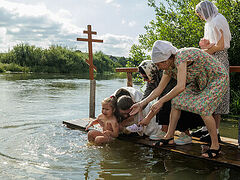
top-left (130, 0), bottom-right (239, 66)
top-left (128, 44), bottom-right (150, 67)
top-left (93, 51), bottom-right (116, 73)
top-left (129, 0), bottom-right (239, 114)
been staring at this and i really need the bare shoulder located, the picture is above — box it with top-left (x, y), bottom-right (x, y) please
top-left (97, 114), bottom-right (107, 124)
top-left (97, 113), bottom-right (106, 120)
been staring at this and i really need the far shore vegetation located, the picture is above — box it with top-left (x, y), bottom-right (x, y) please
top-left (0, 44), bottom-right (128, 74)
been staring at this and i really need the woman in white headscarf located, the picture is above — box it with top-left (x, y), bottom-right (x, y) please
top-left (130, 40), bottom-right (229, 158)
top-left (193, 1), bottom-right (231, 142)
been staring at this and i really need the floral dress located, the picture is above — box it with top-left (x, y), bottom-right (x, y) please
top-left (164, 48), bottom-right (229, 116)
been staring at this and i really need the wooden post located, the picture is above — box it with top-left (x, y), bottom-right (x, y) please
top-left (77, 25), bottom-right (103, 118)
top-left (89, 80), bottom-right (96, 118)
top-left (115, 67), bottom-right (138, 87)
top-left (238, 118), bottom-right (240, 148)
top-left (127, 72), bottom-right (133, 87)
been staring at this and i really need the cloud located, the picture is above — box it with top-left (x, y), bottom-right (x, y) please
top-left (105, 0), bottom-right (113, 3)
top-left (104, 0), bottom-right (120, 8)
top-left (0, 0), bottom-right (81, 51)
top-left (95, 33), bottom-right (136, 57)
top-left (128, 21), bottom-right (136, 27)
top-left (0, 0), bottom-right (133, 57)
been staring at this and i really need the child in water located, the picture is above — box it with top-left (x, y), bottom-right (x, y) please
top-left (86, 96), bottom-right (119, 145)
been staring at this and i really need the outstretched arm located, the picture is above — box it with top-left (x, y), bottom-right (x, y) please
top-left (85, 118), bottom-right (99, 131)
top-left (130, 73), bottom-right (171, 116)
top-left (139, 62), bottom-right (187, 126)
top-left (155, 62), bottom-right (187, 106)
top-left (118, 116), bottom-right (135, 132)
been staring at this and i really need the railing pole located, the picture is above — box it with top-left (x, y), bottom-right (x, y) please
top-left (127, 72), bottom-right (133, 87)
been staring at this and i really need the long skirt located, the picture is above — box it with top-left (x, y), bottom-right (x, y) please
top-left (213, 49), bottom-right (230, 114)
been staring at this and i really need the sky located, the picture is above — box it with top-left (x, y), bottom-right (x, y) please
top-left (0, 0), bottom-right (157, 57)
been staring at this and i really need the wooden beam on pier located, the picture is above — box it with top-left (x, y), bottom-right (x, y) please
top-left (230, 66), bottom-right (240, 72)
top-left (116, 66), bottom-right (240, 87)
top-left (115, 68), bottom-right (138, 87)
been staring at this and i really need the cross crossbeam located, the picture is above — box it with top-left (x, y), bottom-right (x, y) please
top-left (77, 25), bottom-right (103, 80)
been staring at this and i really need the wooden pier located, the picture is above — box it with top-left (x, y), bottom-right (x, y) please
top-left (63, 118), bottom-right (240, 170)
top-left (63, 66), bottom-right (240, 169)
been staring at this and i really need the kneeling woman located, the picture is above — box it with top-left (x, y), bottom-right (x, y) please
top-left (130, 40), bottom-right (229, 158)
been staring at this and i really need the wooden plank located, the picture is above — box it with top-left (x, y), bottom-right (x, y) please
top-left (115, 66), bottom-right (240, 73)
top-left (115, 67), bottom-right (138, 73)
top-left (77, 38), bottom-right (103, 43)
top-left (230, 66), bottom-right (240, 72)
top-left (63, 119), bottom-right (240, 169)
top-left (92, 39), bottom-right (104, 43)
top-left (76, 38), bottom-right (88, 42)
top-left (89, 80), bottom-right (96, 118)
top-left (83, 30), bottom-right (97, 35)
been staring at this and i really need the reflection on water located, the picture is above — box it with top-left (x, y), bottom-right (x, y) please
top-left (0, 73), bottom-right (239, 179)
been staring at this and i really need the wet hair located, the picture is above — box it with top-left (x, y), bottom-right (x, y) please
top-left (114, 88), bottom-right (131, 99)
top-left (102, 96), bottom-right (117, 112)
top-left (117, 95), bottom-right (134, 111)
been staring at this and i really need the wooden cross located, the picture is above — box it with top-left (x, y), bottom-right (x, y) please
top-left (77, 25), bottom-right (103, 80)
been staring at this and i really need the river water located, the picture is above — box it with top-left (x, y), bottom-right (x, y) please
top-left (0, 73), bottom-right (239, 180)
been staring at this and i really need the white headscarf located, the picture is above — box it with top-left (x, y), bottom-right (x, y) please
top-left (195, 1), bottom-right (231, 48)
top-left (151, 40), bottom-right (177, 64)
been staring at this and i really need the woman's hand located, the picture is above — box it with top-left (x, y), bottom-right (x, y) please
top-left (199, 38), bottom-right (215, 49)
top-left (150, 100), bottom-right (164, 113)
top-left (138, 117), bottom-right (151, 126)
top-left (129, 102), bottom-right (142, 116)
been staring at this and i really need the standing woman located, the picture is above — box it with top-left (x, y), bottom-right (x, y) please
top-left (130, 40), bottom-right (229, 158)
top-left (192, 0), bottom-right (231, 142)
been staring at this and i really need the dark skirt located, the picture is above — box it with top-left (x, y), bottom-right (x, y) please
top-left (156, 100), bottom-right (204, 132)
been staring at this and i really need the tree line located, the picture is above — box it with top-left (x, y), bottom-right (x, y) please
top-left (0, 44), bottom-right (129, 74)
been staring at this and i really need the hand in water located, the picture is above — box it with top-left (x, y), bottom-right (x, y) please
top-left (85, 122), bottom-right (92, 131)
